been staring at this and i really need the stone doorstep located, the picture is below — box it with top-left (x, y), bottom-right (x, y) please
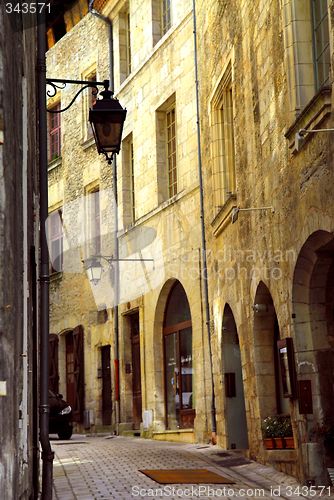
top-left (153, 428), bottom-right (195, 443)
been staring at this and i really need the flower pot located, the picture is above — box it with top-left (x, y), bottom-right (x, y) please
top-left (284, 437), bottom-right (294, 449)
top-left (264, 438), bottom-right (276, 450)
top-left (274, 437), bottom-right (286, 449)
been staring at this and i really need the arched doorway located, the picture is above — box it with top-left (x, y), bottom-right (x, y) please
top-left (222, 304), bottom-right (248, 449)
top-left (253, 282), bottom-right (290, 418)
top-left (292, 231), bottom-right (334, 481)
top-left (163, 282), bottom-right (195, 429)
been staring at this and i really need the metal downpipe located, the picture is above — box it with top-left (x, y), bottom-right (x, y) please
top-left (192, 0), bottom-right (217, 444)
top-left (37, 7), bottom-right (54, 499)
top-left (89, 0), bottom-right (114, 92)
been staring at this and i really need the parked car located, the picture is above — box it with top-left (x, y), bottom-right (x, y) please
top-left (49, 389), bottom-right (73, 440)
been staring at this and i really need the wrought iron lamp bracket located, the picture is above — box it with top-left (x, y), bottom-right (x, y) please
top-left (46, 78), bottom-right (110, 113)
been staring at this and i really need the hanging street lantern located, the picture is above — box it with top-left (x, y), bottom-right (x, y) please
top-left (84, 257), bottom-right (103, 285)
top-left (89, 89), bottom-right (127, 159)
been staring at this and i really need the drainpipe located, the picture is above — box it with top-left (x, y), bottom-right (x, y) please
top-left (88, 1), bottom-right (120, 432)
top-left (89, 0), bottom-right (114, 92)
top-left (192, 0), bottom-right (217, 444)
top-left (37, 6), bottom-right (54, 500)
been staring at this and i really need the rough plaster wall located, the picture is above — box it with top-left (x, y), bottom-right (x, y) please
top-left (0, 4), bottom-right (37, 498)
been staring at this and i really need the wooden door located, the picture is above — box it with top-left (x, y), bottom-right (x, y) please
top-left (73, 326), bottom-right (84, 423)
top-left (66, 332), bottom-right (75, 409)
top-left (66, 327), bottom-right (84, 423)
top-left (131, 313), bottom-right (142, 429)
top-left (102, 345), bottom-right (112, 425)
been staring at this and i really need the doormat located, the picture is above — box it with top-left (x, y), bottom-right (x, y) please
top-left (139, 469), bottom-right (234, 484)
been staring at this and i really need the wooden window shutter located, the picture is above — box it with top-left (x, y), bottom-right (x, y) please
top-left (73, 325), bottom-right (84, 423)
top-left (49, 334), bottom-right (59, 394)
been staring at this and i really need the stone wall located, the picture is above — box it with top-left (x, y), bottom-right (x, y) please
top-left (196, 0), bottom-right (334, 484)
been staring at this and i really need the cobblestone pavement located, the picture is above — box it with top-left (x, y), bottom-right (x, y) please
top-left (51, 435), bottom-right (334, 500)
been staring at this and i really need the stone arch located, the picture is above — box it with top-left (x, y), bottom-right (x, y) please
top-left (222, 303), bottom-right (248, 449)
top-left (153, 279), bottom-right (194, 430)
top-left (292, 230), bottom-right (334, 421)
top-left (153, 279), bottom-right (178, 426)
top-left (253, 282), bottom-right (289, 419)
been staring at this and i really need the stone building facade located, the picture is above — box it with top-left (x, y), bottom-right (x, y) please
top-left (47, 0), bottom-right (211, 444)
top-left (47, 0), bottom-right (334, 487)
top-left (196, 0), bottom-right (334, 486)
top-left (0, 4), bottom-right (39, 499)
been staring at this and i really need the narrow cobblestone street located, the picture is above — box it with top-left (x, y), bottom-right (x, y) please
top-left (51, 436), bottom-right (334, 500)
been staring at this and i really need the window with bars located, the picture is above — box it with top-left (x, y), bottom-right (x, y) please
top-left (166, 106), bottom-right (177, 198)
top-left (49, 209), bottom-right (63, 273)
top-left (162, 0), bottom-right (171, 35)
top-left (311, 0), bottom-right (330, 90)
top-left (49, 104), bottom-right (61, 161)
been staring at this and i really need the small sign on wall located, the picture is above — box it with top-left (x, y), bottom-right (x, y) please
top-left (298, 380), bottom-right (313, 414)
top-left (225, 373), bottom-right (236, 398)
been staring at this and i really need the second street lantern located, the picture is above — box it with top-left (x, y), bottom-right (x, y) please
top-left (89, 89), bottom-right (127, 156)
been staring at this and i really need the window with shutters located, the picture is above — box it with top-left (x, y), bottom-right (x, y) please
top-left (49, 209), bottom-right (63, 274)
top-left (49, 104), bottom-right (61, 161)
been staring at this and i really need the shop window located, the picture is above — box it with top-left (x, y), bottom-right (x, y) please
top-left (163, 282), bottom-right (195, 430)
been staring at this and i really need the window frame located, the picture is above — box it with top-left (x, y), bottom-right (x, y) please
top-left (311, 0), bottom-right (330, 91)
top-left (49, 208), bottom-right (63, 274)
top-left (49, 104), bottom-right (61, 161)
top-left (166, 104), bottom-right (177, 199)
top-left (162, 0), bottom-right (171, 35)
top-left (210, 63), bottom-right (236, 211)
top-left (92, 189), bottom-right (101, 256)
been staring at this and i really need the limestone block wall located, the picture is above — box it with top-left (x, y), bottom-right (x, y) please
top-left (47, 0), bottom-right (213, 439)
top-left (196, 0), bottom-right (334, 482)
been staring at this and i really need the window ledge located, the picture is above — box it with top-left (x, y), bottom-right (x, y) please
top-left (50, 271), bottom-right (63, 282)
top-left (81, 136), bottom-right (95, 151)
top-left (211, 194), bottom-right (237, 237)
top-left (285, 86), bottom-right (332, 154)
top-left (48, 156), bottom-right (62, 171)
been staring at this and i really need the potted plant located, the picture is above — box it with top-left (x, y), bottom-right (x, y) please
top-left (261, 416), bottom-right (294, 449)
top-left (307, 421), bottom-right (334, 446)
top-left (261, 417), bottom-right (277, 449)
